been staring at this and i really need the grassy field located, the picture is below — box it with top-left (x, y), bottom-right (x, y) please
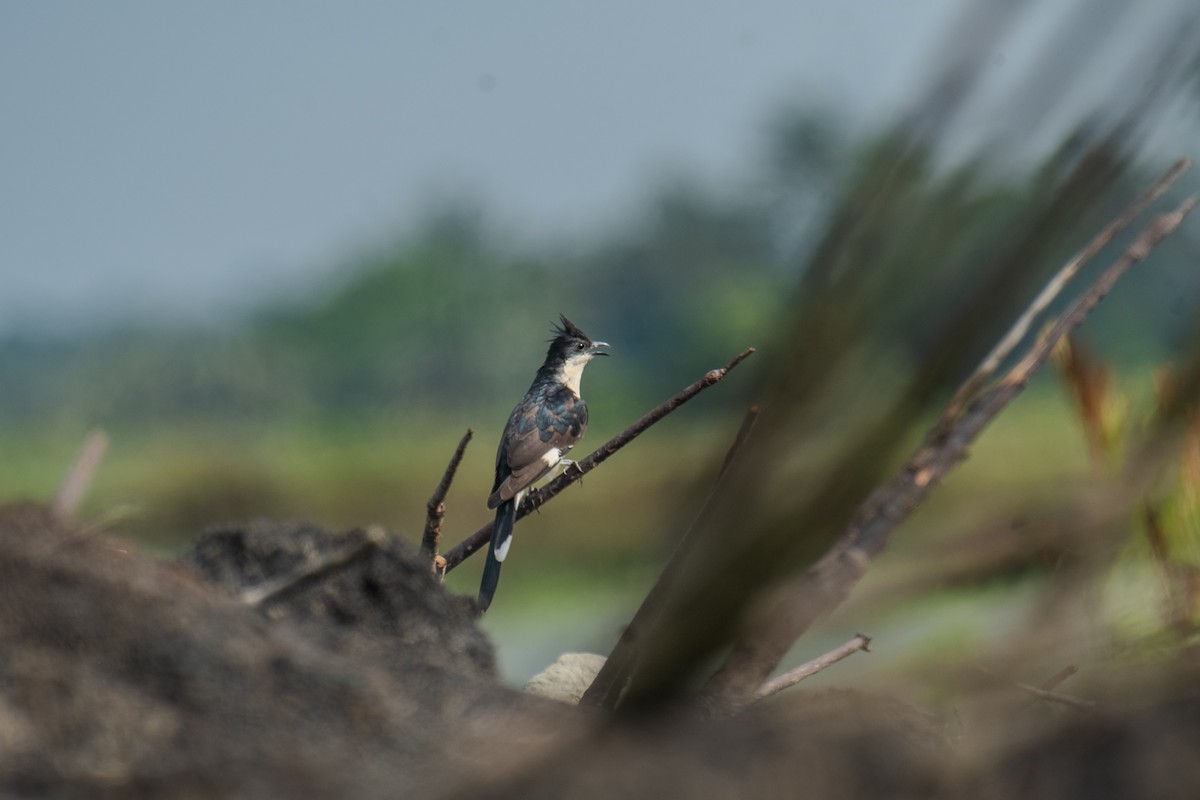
top-left (9, 367), bottom-right (1190, 690)
top-left (0, 371), bottom-right (1176, 683)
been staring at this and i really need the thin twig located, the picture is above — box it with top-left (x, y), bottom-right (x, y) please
top-left (1038, 664), bottom-right (1079, 692)
top-left (704, 190), bottom-right (1198, 712)
top-left (239, 526), bottom-right (387, 607)
top-left (978, 666), bottom-right (1097, 711)
top-left (52, 429), bottom-right (110, 521)
top-left (581, 405), bottom-right (761, 707)
top-left (440, 348), bottom-right (756, 573)
top-left (421, 428), bottom-right (473, 564)
top-left (754, 634), bottom-right (872, 701)
top-left (1014, 681), bottom-right (1097, 711)
top-left (1004, 197), bottom-right (1197, 383)
top-left (939, 157), bottom-right (1192, 426)
top-left (1020, 664), bottom-right (1080, 710)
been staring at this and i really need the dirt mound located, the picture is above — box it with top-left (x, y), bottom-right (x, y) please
top-left (3, 501), bottom-right (1199, 799)
top-left (0, 504), bottom-right (551, 799)
top-left (183, 519), bottom-right (496, 694)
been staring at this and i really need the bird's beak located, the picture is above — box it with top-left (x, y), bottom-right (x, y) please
top-left (590, 341), bottom-right (610, 356)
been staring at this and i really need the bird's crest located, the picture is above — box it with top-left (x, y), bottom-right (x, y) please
top-left (551, 314), bottom-right (592, 344)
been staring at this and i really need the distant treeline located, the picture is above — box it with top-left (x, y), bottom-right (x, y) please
top-left (1, 110), bottom-right (1194, 428)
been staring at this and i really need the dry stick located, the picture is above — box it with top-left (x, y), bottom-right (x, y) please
top-left (581, 405), bottom-right (761, 707)
top-left (705, 193), bottom-right (1199, 711)
top-left (52, 428), bottom-right (110, 521)
top-left (421, 428), bottom-right (473, 564)
top-left (978, 666), bottom-right (1097, 711)
top-left (938, 157), bottom-right (1192, 427)
top-left (754, 633), bottom-right (872, 701)
top-left (239, 525), bottom-right (387, 607)
top-left (1005, 198), bottom-right (1197, 381)
top-left (1021, 664), bottom-right (1080, 710)
top-left (440, 348), bottom-right (756, 573)
top-left (1014, 681), bottom-right (1097, 711)
top-left (1039, 664), bottom-right (1079, 692)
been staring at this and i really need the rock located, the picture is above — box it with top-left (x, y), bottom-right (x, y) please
top-left (525, 653), bottom-right (608, 704)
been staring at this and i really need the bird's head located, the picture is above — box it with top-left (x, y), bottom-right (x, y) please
top-left (548, 314), bottom-right (608, 363)
top-left (543, 314), bottom-right (608, 391)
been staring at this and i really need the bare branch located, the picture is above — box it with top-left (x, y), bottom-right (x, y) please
top-left (440, 348), bottom-right (756, 573)
top-left (53, 429), bottom-right (110, 521)
top-left (421, 428), bottom-right (473, 564)
top-left (704, 190), bottom-right (1198, 712)
top-left (754, 634), bottom-right (872, 701)
top-left (581, 405), bottom-right (761, 707)
top-left (1005, 197), bottom-right (1197, 384)
top-left (939, 157), bottom-right (1192, 426)
top-left (240, 526), bottom-right (387, 607)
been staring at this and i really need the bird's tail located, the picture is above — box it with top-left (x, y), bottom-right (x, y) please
top-left (477, 498), bottom-right (516, 613)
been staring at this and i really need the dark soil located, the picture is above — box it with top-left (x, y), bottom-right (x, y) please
top-left (2, 501), bottom-right (1199, 799)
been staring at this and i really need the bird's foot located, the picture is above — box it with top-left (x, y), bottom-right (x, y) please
top-left (525, 486), bottom-right (543, 513)
top-left (561, 459), bottom-right (584, 484)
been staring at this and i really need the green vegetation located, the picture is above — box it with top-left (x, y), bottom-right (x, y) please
top-left (2, 109), bottom-right (1197, 686)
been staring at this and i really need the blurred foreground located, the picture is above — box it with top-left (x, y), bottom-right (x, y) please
top-left (3, 500), bottom-right (1200, 799)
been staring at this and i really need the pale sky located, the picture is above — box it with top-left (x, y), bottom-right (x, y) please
top-left (1, 1), bottom-right (1195, 334)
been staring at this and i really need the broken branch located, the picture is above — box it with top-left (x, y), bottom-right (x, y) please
top-left (754, 634), bottom-right (872, 701)
top-left (421, 428), bottom-right (473, 564)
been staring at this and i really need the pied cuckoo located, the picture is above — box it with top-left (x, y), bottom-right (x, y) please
top-left (478, 314), bottom-right (608, 613)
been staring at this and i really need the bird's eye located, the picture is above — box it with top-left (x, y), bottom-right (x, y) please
top-left (575, 342), bottom-right (586, 351)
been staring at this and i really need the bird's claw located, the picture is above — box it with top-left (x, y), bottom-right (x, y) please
top-left (526, 486), bottom-right (543, 513)
top-left (562, 459), bottom-right (584, 485)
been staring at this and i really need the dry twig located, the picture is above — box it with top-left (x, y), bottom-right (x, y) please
top-left (239, 525), bottom-right (387, 607)
top-left (978, 666), bottom-right (1097, 711)
top-left (440, 348), bottom-right (756, 573)
top-left (1038, 664), bottom-right (1079, 692)
top-left (703, 187), bottom-right (1198, 712)
top-left (1020, 664), bottom-right (1080, 710)
top-left (421, 428), bottom-right (473, 564)
top-left (939, 157), bottom-right (1192, 426)
top-left (52, 429), bottom-right (110, 521)
top-left (754, 634), bottom-right (872, 701)
top-left (1014, 681), bottom-right (1097, 711)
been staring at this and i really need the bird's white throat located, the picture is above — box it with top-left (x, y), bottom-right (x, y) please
top-left (557, 356), bottom-right (591, 395)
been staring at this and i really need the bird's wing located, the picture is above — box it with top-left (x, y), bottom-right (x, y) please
top-left (488, 387), bottom-right (587, 508)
